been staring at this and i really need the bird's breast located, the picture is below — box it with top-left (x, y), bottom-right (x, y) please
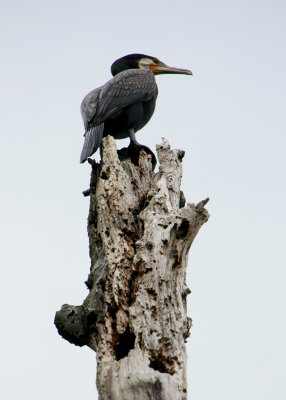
top-left (104, 96), bottom-right (157, 139)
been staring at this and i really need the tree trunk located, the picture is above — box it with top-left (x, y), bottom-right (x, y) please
top-left (55, 136), bottom-right (209, 400)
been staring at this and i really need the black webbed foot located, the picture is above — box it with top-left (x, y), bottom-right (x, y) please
top-left (117, 142), bottom-right (157, 171)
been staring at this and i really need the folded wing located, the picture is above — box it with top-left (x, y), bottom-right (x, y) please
top-left (80, 69), bottom-right (157, 163)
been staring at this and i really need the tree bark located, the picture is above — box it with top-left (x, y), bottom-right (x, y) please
top-left (55, 136), bottom-right (209, 399)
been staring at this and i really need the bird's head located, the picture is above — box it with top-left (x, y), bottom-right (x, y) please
top-left (111, 53), bottom-right (193, 77)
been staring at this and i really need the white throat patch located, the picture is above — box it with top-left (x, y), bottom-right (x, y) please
top-left (138, 58), bottom-right (154, 69)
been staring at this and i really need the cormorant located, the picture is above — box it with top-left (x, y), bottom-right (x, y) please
top-left (80, 53), bottom-right (192, 166)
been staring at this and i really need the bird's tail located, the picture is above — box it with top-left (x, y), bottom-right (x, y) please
top-left (80, 123), bottom-right (104, 163)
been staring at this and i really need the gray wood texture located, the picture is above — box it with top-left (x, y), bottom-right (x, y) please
top-left (55, 136), bottom-right (209, 399)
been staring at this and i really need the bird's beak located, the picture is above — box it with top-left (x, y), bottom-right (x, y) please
top-left (150, 61), bottom-right (193, 76)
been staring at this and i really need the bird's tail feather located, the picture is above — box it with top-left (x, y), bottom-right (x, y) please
top-left (80, 123), bottom-right (104, 163)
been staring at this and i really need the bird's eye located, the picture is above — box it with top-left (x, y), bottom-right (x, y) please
top-left (153, 59), bottom-right (159, 64)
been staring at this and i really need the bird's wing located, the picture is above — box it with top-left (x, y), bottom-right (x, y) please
top-left (80, 85), bottom-right (103, 131)
top-left (80, 69), bottom-right (157, 163)
top-left (80, 69), bottom-right (157, 129)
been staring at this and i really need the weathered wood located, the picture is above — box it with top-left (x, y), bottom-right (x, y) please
top-left (55, 136), bottom-right (209, 399)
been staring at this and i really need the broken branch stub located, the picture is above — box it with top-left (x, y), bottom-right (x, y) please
top-left (54, 136), bottom-right (209, 400)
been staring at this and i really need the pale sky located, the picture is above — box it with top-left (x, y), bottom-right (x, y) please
top-left (1, 1), bottom-right (285, 399)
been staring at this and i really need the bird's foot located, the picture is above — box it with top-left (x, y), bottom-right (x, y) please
top-left (117, 142), bottom-right (157, 171)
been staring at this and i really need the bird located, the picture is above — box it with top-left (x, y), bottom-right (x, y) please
top-left (80, 53), bottom-right (192, 166)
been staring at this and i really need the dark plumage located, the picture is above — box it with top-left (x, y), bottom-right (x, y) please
top-left (80, 53), bottom-right (192, 164)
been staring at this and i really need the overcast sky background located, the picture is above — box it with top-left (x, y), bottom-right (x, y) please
top-left (1, 0), bottom-right (285, 399)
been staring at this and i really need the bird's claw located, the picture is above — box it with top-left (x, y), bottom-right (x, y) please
top-left (117, 143), bottom-right (157, 171)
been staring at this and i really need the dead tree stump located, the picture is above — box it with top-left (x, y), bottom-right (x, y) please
top-left (55, 136), bottom-right (209, 400)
